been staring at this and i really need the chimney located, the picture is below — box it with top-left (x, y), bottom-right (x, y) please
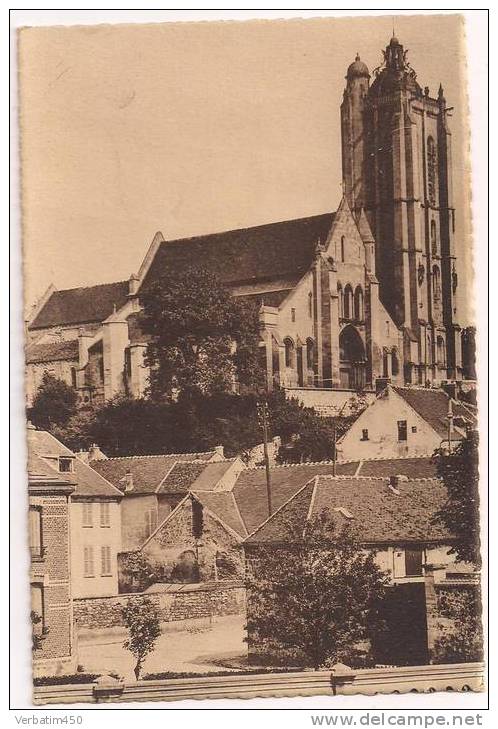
top-left (77, 449), bottom-right (89, 464)
top-left (128, 274), bottom-right (140, 297)
top-left (119, 470), bottom-right (134, 493)
top-left (375, 377), bottom-right (390, 395)
top-left (88, 443), bottom-right (107, 461)
top-left (213, 445), bottom-right (225, 460)
top-left (388, 474), bottom-right (408, 494)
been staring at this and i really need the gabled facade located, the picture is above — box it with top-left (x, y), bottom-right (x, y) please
top-left (27, 427), bottom-right (123, 598)
top-left (135, 490), bottom-right (247, 590)
top-left (90, 448), bottom-right (239, 551)
top-left (338, 385), bottom-right (477, 461)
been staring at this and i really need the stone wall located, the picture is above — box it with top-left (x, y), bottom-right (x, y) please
top-left (140, 496), bottom-right (245, 584)
top-left (73, 580), bottom-right (245, 630)
top-left (285, 387), bottom-right (376, 417)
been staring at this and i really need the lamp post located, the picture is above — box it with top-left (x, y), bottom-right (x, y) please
top-left (256, 399), bottom-right (273, 517)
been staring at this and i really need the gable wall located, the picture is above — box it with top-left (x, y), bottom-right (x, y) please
top-left (121, 494), bottom-right (158, 551)
top-left (142, 498), bottom-right (244, 581)
top-left (339, 389), bottom-right (441, 460)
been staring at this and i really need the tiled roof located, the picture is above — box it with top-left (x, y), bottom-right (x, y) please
top-left (91, 452), bottom-right (216, 495)
top-left (189, 460), bottom-right (237, 491)
top-left (29, 280), bottom-right (130, 330)
top-left (26, 338), bottom-right (79, 364)
top-left (393, 387), bottom-right (477, 440)
top-left (231, 461), bottom-right (359, 534)
top-left (238, 289), bottom-right (294, 308)
top-left (141, 213), bottom-right (335, 292)
top-left (356, 456), bottom-right (437, 479)
top-left (72, 459), bottom-right (123, 498)
top-left (245, 476), bottom-right (453, 545)
top-left (27, 428), bottom-right (121, 497)
top-left (157, 461), bottom-right (209, 494)
top-left (192, 491), bottom-right (248, 538)
top-left (28, 452), bottom-right (71, 484)
top-left (27, 428), bottom-right (74, 457)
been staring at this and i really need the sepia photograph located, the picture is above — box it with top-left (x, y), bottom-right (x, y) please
top-left (12, 9), bottom-right (487, 709)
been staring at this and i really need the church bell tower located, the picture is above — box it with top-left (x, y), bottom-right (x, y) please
top-left (341, 35), bottom-right (462, 384)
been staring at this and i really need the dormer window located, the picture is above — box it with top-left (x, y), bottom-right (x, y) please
top-left (59, 457), bottom-right (73, 473)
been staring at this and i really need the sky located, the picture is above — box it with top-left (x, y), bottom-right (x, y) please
top-left (18, 13), bottom-right (473, 323)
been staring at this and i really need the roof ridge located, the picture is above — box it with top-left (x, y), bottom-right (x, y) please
top-left (160, 212), bottom-right (335, 249)
top-left (245, 459), bottom-right (338, 471)
top-left (98, 450), bottom-right (216, 462)
top-left (244, 477), bottom-right (319, 542)
top-left (354, 454), bottom-right (433, 462)
top-left (53, 279), bottom-right (128, 296)
top-left (245, 453), bottom-right (433, 471)
top-left (315, 474), bottom-right (440, 483)
top-left (394, 384), bottom-right (448, 392)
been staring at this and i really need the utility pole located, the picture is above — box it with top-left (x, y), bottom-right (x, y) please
top-left (446, 398), bottom-right (454, 454)
top-left (257, 399), bottom-right (273, 517)
top-left (332, 397), bottom-right (351, 475)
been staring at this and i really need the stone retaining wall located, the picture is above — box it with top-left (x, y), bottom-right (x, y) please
top-left (73, 581), bottom-right (245, 631)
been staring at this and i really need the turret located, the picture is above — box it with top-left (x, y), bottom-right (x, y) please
top-left (341, 54), bottom-right (370, 214)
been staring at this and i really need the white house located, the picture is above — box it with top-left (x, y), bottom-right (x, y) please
top-left (338, 385), bottom-right (477, 461)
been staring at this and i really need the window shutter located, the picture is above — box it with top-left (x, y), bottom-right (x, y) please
top-left (84, 546), bottom-right (94, 576)
top-left (82, 503), bottom-right (93, 527)
top-left (101, 546), bottom-right (111, 575)
top-left (100, 502), bottom-right (110, 527)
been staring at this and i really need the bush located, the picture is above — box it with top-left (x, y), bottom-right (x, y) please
top-left (143, 667), bottom-right (303, 680)
top-left (33, 673), bottom-right (100, 686)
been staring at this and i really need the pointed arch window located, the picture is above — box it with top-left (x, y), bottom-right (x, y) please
top-left (308, 292), bottom-right (313, 319)
top-left (427, 136), bottom-right (437, 206)
top-left (343, 285), bottom-right (354, 320)
top-left (354, 286), bottom-right (364, 321)
top-left (284, 338), bottom-right (295, 369)
top-left (337, 284), bottom-right (344, 318)
top-left (437, 336), bottom-right (446, 367)
top-left (432, 265), bottom-right (441, 302)
top-left (431, 219), bottom-right (438, 256)
top-left (341, 236), bottom-right (346, 262)
top-left (306, 338), bottom-right (315, 371)
top-left (391, 350), bottom-right (400, 377)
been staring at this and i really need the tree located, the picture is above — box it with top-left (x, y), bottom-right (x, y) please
top-left (50, 407), bottom-right (96, 452)
top-left (29, 373), bottom-right (78, 430)
top-left (122, 597), bottom-right (161, 680)
top-left (433, 587), bottom-right (483, 664)
top-left (432, 430), bottom-right (481, 566)
top-left (140, 267), bottom-right (263, 400)
top-left (245, 511), bottom-right (390, 670)
top-left (44, 388), bottom-right (355, 462)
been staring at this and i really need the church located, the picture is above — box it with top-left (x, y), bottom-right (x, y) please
top-left (26, 35), bottom-right (467, 408)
